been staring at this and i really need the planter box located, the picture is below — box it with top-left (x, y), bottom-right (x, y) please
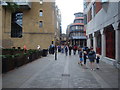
top-left (14, 55), bottom-right (24, 67)
top-left (2, 57), bottom-right (15, 73)
top-left (2, 49), bottom-right (46, 73)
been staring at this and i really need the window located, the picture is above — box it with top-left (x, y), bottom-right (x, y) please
top-left (93, 2), bottom-right (96, 17)
top-left (0, 1), bottom-right (1, 5)
top-left (96, 1), bottom-right (102, 14)
top-left (39, 10), bottom-right (43, 16)
top-left (87, 7), bottom-right (92, 22)
top-left (76, 26), bottom-right (78, 29)
top-left (39, 21), bottom-right (43, 27)
top-left (75, 13), bottom-right (83, 17)
top-left (40, 0), bottom-right (43, 4)
top-left (90, 8), bottom-right (92, 20)
top-left (71, 26), bottom-right (75, 30)
top-left (84, 2), bottom-right (87, 10)
top-left (101, 0), bottom-right (108, 3)
top-left (11, 12), bottom-right (23, 38)
top-left (74, 19), bottom-right (83, 23)
top-left (80, 19), bottom-right (83, 23)
top-left (84, 14), bottom-right (87, 25)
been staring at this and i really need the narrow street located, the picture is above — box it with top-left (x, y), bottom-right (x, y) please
top-left (2, 51), bottom-right (118, 88)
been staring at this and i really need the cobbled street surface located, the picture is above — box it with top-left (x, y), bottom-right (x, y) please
top-left (2, 51), bottom-right (118, 88)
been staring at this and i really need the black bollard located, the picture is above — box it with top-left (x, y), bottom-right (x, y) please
top-left (55, 51), bottom-right (57, 60)
top-left (55, 46), bottom-right (57, 60)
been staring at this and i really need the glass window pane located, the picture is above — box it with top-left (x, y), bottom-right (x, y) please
top-left (39, 21), bottom-right (43, 27)
top-left (39, 10), bottom-right (43, 16)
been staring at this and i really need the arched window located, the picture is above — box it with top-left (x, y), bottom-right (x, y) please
top-left (39, 10), bottom-right (43, 16)
top-left (39, 21), bottom-right (43, 27)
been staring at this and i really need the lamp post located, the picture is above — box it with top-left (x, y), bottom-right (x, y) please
top-left (54, 34), bottom-right (57, 60)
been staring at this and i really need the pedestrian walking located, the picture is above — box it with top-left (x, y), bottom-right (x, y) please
top-left (65, 45), bottom-right (68, 56)
top-left (48, 45), bottom-right (52, 54)
top-left (23, 45), bottom-right (27, 53)
top-left (96, 54), bottom-right (100, 69)
top-left (78, 48), bottom-right (83, 66)
top-left (77, 45), bottom-right (80, 54)
top-left (49, 43), bottom-right (55, 54)
top-left (61, 45), bottom-right (64, 53)
top-left (37, 45), bottom-right (41, 50)
top-left (88, 47), bottom-right (96, 70)
top-left (83, 51), bottom-right (87, 68)
top-left (73, 45), bottom-right (77, 55)
top-left (69, 45), bottom-right (72, 55)
top-left (86, 47), bottom-right (90, 55)
top-left (58, 45), bottom-right (61, 52)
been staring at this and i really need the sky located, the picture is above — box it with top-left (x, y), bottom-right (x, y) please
top-left (56, 0), bottom-right (84, 34)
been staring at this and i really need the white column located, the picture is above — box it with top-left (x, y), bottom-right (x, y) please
top-left (87, 35), bottom-right (91, 48)
top-left (101, 30), bottom-right (106, 57)
top-left (115, 29), bottom-right (120, 63)
top-left (93, 33), bottom-right (97, 52)
top-left (113, 22), bottom-right (120, 63)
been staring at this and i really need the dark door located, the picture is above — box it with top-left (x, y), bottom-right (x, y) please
top-left (105, 26), bottom-right (115, 59)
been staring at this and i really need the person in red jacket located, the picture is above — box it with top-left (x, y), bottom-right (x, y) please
top-left (23, 45), bottom-right (27, 53)
top-left (73, 45), bottom-right (77, 55)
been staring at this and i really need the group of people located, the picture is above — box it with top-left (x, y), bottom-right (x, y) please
top-left (48, 44), bottom-right (100, 70)
top-left (57, 44), bottom-right (78, 56)
top-left (78, 47), bottom-right (100, 70)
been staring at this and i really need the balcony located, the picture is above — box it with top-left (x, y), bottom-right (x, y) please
top-left (0, 1), bottom-right (7, 6)
top-left (15, 0), bottom-right (32, 9)
top-left (0, 0), bottom-right (31, 9)
top-left (72, 23), bottom-right (84, 25)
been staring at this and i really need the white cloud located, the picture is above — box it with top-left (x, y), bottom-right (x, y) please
top-left (56, 0), bottom-right (83, 34)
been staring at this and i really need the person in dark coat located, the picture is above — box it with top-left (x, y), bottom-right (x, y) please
top-left (49, 44), bottom-right (55, 54)
top-left (65, 45), bottom-right (68, 56)
top-left (69, 45), bottom-right (72, 55)
top-left (88, 47), bottom-right (96, 70)
top-left (58, 45), bottom-right (61, 52)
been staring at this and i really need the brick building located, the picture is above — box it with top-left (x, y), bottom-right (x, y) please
top-left (0, 1), bottom-right (61, 49)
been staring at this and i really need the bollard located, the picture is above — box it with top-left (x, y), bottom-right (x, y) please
top-left (55, 46), bottom-right (57, 60)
